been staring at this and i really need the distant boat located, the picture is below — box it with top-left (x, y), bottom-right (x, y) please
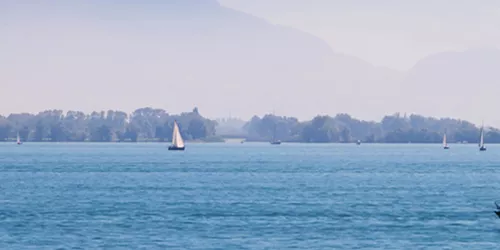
top-left (479, 124), bottom-right (486, 151)
top-left (168, 121), bottom-right (185, 151)
top-left (356, 140), bottom-right (361, 145)
top-left (443, 133), bottom-right (449, 149)
top-left (16, 132), bottom-right (22, 145)
top-left (270, 123), bottom-right (281, 145)
top-left (270, 140), bottom-right (281, 145)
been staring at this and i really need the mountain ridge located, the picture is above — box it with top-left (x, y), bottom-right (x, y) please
top-left (400, 48), bottom-right (500, 125)
top-left (2, 1), bottom-right (499, 125)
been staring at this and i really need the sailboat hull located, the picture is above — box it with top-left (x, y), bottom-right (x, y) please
top-left (168, 146), bottom-right (185, 151)
top-left (443, 146), bottom-right (449, 149)
top-left (480, 147), bottom-right (487, 151)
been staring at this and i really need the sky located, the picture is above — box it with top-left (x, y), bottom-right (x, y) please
top-left (218, 0), bottom-right (500, 70)
top-left (2, 0), bottom-right (500, 125)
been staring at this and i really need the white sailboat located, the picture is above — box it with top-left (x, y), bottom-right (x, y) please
top-left (16, 132), bottom-right (22, 145)
top-left (270, 123), bottom-right (281, 145)
top-left (168, 121), bottom-right (185, 151)
top-left (479, 125), bottom-right (486, 151)
top-left (443, 133), bottom-right (449, 149)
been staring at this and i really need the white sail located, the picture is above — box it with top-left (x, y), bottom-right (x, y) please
top-left (16, 132), bottom-right (21, 144)
top-left (443, 133), bottom-right (447, 147)
top-left (171, 121), bottom-right (184, 148)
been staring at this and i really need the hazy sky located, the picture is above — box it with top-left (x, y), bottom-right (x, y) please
top-left (2, 0), bottom-right (500, 125)
top-left (219, 0), bottom-right (500, 70)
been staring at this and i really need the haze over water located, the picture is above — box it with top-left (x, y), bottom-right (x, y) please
top-left (1, 143), bottom-right (499, 249)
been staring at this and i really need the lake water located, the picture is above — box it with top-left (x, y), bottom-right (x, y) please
top-left (1, 143), bottom-right (499, 249)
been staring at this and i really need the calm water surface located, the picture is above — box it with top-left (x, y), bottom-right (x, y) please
top-left (1, 143), bottom-right (500, 249)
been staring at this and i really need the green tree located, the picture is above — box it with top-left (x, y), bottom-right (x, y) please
top-left (90, 125), bottom-right (113, 142)
top-left (0, 117), bottom-right (12, 141)
top-left (34, 120), bottom-right (47, 141)
top-left (50, 122), bottom-right (69, 142)
top-left (188, 118), bottom-right (206, 140)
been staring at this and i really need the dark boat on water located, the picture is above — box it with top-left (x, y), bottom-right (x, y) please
top-left (270, 140), bottom-right (281, 145)
top-left (495, 201), bottom-right (500, 218)
top-left (168, 121), bottom-right (185, 151)
top-left (168, 146), bottom-right (185, 151)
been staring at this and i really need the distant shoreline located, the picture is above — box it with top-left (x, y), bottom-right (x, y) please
top-left (0, 141), bottom-right (487, 144)
top-left (1, 108), bottom-right (495, 145)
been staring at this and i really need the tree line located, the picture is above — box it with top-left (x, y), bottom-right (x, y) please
top-left (0, 107), bottom-right (220, 142)
top-left (1, 108), bottom-right (497, 143)
top-left (242, 113), bottom-right (500, 143)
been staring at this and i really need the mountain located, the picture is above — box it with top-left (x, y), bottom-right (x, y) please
top-left (401, 48), bottom-right (500, 125)
top-left (7, 1), bottom-right (497, 125)
top-left (1, 0), bottom-right (401, 120)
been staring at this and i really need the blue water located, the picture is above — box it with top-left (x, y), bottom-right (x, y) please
top-left (1, 143), bottom-right (500, 249)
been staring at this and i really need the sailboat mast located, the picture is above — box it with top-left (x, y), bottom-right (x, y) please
top-left (479, 121), bottom-right (485, 147)
top-left (272, 123), bottom-right (276, 141)
top-left (478, 121), bottom-right (487, 151)
top-left (480, 128), bottom-right (484, 147)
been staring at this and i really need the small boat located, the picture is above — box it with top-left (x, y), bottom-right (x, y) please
top-left (270, 123), bottom-right (281, 145)
top-left (479, 124), bottom-right (486, 151)
top-left (443, 133), bottom-right (449, 149)
top-left (270, 140), bottom-right (281, 145)
top-left (168, 121), bottom-right (185, 151)
top-left (16, 132), bottom-right (22, 145)
top-left (494, 201), bottom-right (500, 218)
top-left (356, 140), bottom-right (361, 145)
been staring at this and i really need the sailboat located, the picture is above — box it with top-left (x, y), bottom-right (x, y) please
top-left (443, 133), bottom-right (449, 149)
top-left (270, 140), bottom-right (281, 145)
top-left (479, 125), bottom-right (486, 151)
top-left (16, 132), bottom-right (22, 145)
top-left (270, 123), bottom-right (281, 145)
top-left (168, 121), bottom-right (185, 151)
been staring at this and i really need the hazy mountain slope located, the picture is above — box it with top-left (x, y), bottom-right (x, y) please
top-left (1, 0), bottom-right (401, 120)
top-left (401, 48), bottom-right (500, 125)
